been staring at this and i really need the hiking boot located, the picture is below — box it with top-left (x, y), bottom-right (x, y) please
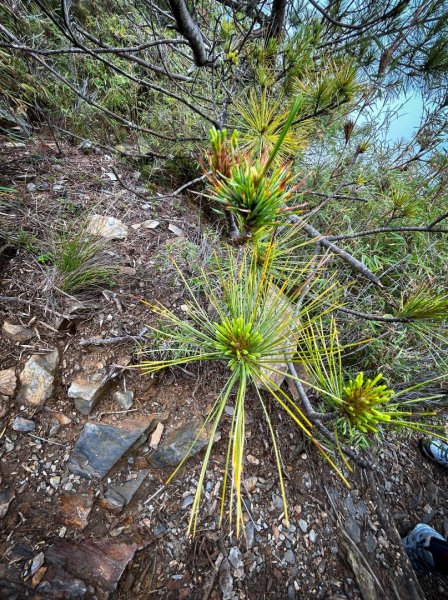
top-left (419, 438), bottom-right (448, 469)
top-left (402, 523), bottom-right (448, 576)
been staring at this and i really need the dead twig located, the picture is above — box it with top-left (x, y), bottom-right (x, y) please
top-left (0, 295), bottom-right (71, 319)
top-left (202, 552), bottom-right (224, 600)
top-left (291, 217), bottom-right (382, 287)
top-left (110, 168), bottom-right (152, 203)
top-left (336, 306), bottom-right (412, 323)
top-left (328, 225), bottom-right (448, 241)
top-left (79, 327), bottom-right (148, 346)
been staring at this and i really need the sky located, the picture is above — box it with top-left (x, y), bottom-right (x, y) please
top-left (386, 94), bottom-right (424, 142)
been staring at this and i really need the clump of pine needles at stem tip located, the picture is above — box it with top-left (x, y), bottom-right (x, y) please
top-left (206, 96), bottom-right (306, 241)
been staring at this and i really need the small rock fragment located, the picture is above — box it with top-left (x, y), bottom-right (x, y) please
top-left (0, 368), bottom-right (17, 396)
top-left (57, 489), bottom-right (94, 530)
top-left (228, 546), bottom-right (243, 571)
top-left (150, 421), bottom-right (209, 469)
top-left (50, 476), bottom-right (61, 490)
top-left (45, 539), bottom-right (137, 592)
top-left (149, 422), bottom-right (164, 450)
top-left (30, 552), bottom-right (45, 576)
top-left (142, 220), bottom-right (159, 229)
top-left (101, 470), bottom-right (149, 513)
top-left (68, 376), bottom-right (108, 415)
top-left (12, 416), bottom-right (35, 432)
top-left (168, 223), bottom-right (184, 237)
top-left (87, 214), bottom-right (128, 239)
top-left (48, 418), bottom-right (61, 437)
top-left (2, 321), bottom-right (34, 343)
top-left (299, 519), bottom-right (308, 533)
top-left (180, 495), bottom-right (194, 510)
top-left (113, 389), bottom-right (134, 410)
top-left (245, 521), bottom-right (255, 549)
top-left (17, 348), bottom-right (59, 407)
top-left (0, 488), bottom-right (15, 518)
top-left (52, 412), bottom-right (72, 426)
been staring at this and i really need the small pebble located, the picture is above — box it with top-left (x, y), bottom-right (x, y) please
top-left (49, 476), bottom-right (60, 490)
top-left (299, 519), bottom-right (308, 533)
top-left (12, 416), bottom-right (35, 433)
top-left (181, 495), bottom-right (194, 510)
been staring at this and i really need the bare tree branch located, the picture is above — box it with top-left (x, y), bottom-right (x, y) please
top-left (167, 0), bottom-right (208, 66)
top-left (291, 216), bottom-right (383, 287)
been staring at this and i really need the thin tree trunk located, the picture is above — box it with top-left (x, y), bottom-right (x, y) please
top-left (167, 0), bottom-right (208, 66)
top-left (268, 0), bottom-right (288, 40)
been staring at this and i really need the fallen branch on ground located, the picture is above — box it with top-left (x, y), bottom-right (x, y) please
top-left (79, 327), bottom-right (148, 346)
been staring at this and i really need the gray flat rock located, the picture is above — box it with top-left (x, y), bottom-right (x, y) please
top-left (68, 418), bottom-right (154, 479)
top-left (150, 420), bottom-right (209, 469)
top-left (68, 376), bottom-right (108, 415)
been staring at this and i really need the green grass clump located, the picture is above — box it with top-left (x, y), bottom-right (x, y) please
top-left (49, 230), bottom-right (117, 294)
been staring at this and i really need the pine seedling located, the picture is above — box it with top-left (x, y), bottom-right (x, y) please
top-left (137, 244), bottom-right (346, 536)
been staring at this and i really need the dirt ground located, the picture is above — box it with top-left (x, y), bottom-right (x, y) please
top-left (0, 136), bottom-right (447, 599)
